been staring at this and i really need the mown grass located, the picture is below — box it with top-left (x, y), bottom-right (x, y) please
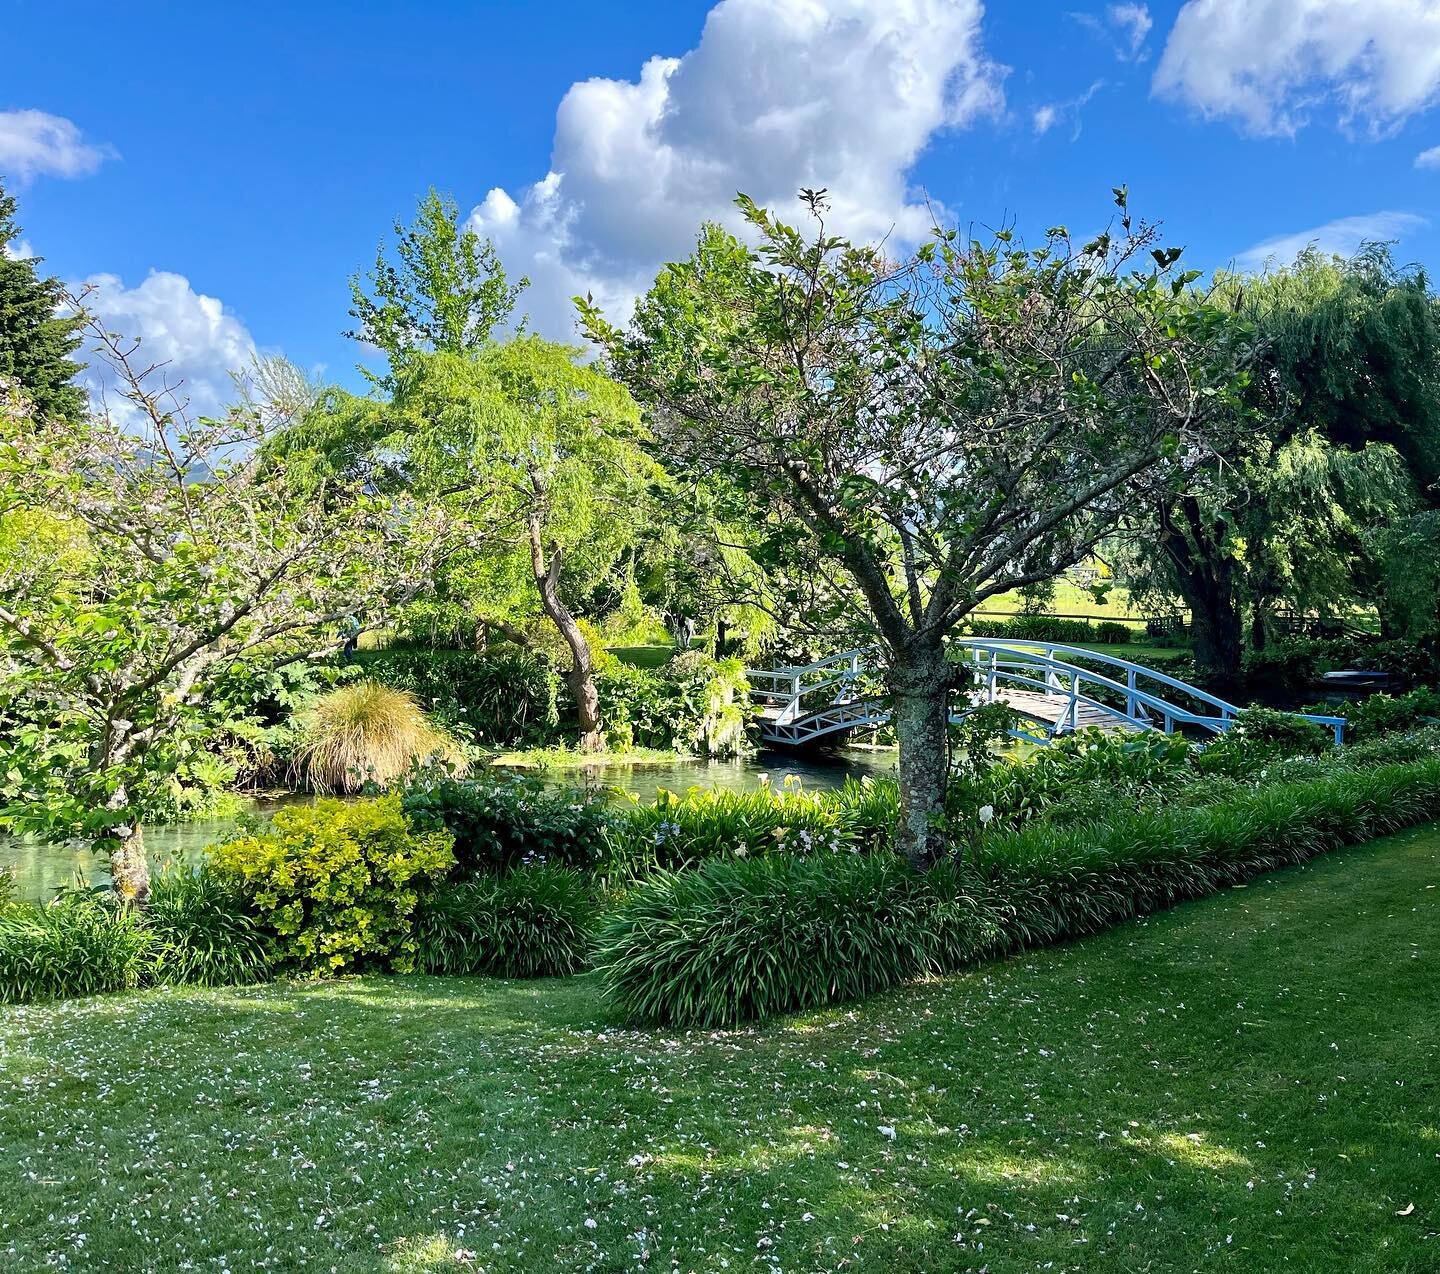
top-left (1, 825), bottom-right (1436, 1272)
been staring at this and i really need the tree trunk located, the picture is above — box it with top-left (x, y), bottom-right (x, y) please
top-left (1159, 496), bottom-right (1245, 695)
top-left (528, 516), bottom-right (604, 752)
top-left (889, 638), bottom-right (952, 870)
top-left (1189, 597), bottom-right (1244, 695)
top-left (107, 822), bottom-right (150, 906)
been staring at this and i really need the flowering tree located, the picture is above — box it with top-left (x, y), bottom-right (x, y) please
top-left (0, 310), bottom-right (450, 902)
top-left (584, 190), bottom-right (1254, 866)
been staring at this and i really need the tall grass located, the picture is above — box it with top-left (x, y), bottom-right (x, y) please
top-left (971, 758), bottom-right (1440, 952)
top-left (597, 758), bottom-right (1440, 1028)
top-left (294, 680), bottom-right (467, 794)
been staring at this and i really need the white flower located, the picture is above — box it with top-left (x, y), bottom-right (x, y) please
top-left (878, 1124), bottom-right (897, 1140)
top-left (584, 1217), bottom-right (598, 1230)
top-left (978, 804), bottom-right (995, 825)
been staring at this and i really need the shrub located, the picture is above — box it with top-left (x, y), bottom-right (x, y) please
top-left (415, 864), bottom-right (597, 978)
top-left (144, 866), bottom-right (273, 987)
top-left (1094, 620), bottom-right (1133, 644)
top-left (293, 681), bottom-right (467, 794)
top-left (1346, 687), bottom-right (1440, 738)
top-left (1195, 706), bottom-right (1332, 776)
top-left (401, 773), bottom-right (618, 875)
top-left (353, 647), bottom-right (560, 746)
top-left (595, 660), bottom-right (675, 750)
top-left (0, 890), bottom-right (156, 1004)
top-left (611, 779), bottom-right (880, 873)
top-left (596, 652), bottom-right (755, 756)
top-left (663, 651), bottom-right (753, 756)
top-left (0, 867), bottom-right (14, 911)
top-left (209, 794), bottom-right (456, 974)
top-left (596, 854), bottom-right (977, 1028)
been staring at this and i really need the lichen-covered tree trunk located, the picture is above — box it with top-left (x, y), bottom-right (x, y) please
top-left (108, 824), bottom-right (150, 906)
top-left (889, 639), bottom-right (952, 870)
top-left (528, 515), bottom-right (604, 752)
top-left (103, 781), bottom-right (150, 905)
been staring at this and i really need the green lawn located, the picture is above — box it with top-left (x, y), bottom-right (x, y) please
top-left (3, 830), bottom-right (1437, 1272)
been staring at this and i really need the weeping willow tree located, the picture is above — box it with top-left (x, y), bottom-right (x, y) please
top-left (1125, 245), bottom-right (1439, 686)
top-left (393, 339), bottom-right (661, 750)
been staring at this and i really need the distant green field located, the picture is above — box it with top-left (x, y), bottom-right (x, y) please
top-left (978, 579), bottom-right (1147, 622)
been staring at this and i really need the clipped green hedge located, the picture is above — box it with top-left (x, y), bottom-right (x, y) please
top-left (415, 864), bottom-right (598, 978)
top-left (598, 757), bottom-right (1440, 1028)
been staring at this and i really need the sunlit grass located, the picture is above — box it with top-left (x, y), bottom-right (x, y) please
top-left (2, 825), bottom-right (1436, 1270)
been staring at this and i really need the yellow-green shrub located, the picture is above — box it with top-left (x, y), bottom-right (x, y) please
top-left (209, 794), bottom-right (455, 974)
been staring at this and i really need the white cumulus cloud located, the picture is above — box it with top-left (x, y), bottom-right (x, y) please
top-left (77, 271), bottom-right (258, 421)
top-left (1154, 0), bottom-right (1440, 136)
top-left (0, 109), bottom-right (116, 181)
top-left (1416, 144), bottom-right (1440, 168)
top-left (469, 0), bottom-right (1005, 337)
top-left (1235, 210), bottom-right (1427, 269)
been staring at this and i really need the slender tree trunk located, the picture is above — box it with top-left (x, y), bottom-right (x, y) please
top-left (109, 826), bottom-right (150, 905)
top-left (528, 516), bottom-right (604, 752)
top-left (889, 638), bottom-right (952, 870)
top-left (104, 783), bottom-right (150, 905)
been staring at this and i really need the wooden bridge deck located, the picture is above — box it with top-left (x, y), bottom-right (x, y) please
top-left (994, 689), bottom-right (1139, 733)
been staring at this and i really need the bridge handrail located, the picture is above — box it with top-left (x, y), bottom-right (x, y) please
top-left (959, 639), bottom-right (1346, 740)
top-left (971, 660), bottom-right (1235, 732)
top-left (958, 638), bottom-right (1239, 715)
top-left (746, 640), bottom-right (1347, 743)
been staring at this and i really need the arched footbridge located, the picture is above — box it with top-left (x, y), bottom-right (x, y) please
top-left (746, 639), bottom-right (1347, 747)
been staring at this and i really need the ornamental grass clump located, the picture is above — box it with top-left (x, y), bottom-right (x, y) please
top-left (415, 864), bottom-right (597, 978)
top-left (970, 758), bottom-right (1440, 952)
top-left (144, 866), bottom-right (273, 987)
top-left (293, 680), bottom-right (467, 794)
top-left (209, 794), bottom-right (455, 975)
top-left (0, 890), bottom-right (156, 1004)
top-left (596, 853), bottom-right (995, 1028)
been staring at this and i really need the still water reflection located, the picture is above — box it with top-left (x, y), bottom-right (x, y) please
top-left (2, 749), bottom-right (894, 901)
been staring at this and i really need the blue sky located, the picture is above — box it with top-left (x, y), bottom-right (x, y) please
top-left (6, 0), bottom-right (1440, 412)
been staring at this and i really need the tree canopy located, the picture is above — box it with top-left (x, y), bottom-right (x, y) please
top-left (585, 189), bottom-right (1255, 862)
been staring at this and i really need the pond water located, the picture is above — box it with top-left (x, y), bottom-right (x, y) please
top-left (1, 748), bottom-right (895, 902)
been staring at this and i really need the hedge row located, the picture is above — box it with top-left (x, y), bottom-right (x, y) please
top-left (595, 758), bottom-right (1440, 1027)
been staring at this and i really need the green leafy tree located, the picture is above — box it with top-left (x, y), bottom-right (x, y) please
top-left (0, 321), bottom-right (451, 903)
top-left (348, 189), bottom-right (527, 383)
top-left (0, 180), bottom-right (83, 420)
top-left (584, 190), bottom-right (1253, 865)
top-left (1127, 246), bottom-right (1437, 684)
top-left (394, 339), bottom-right (660, 750)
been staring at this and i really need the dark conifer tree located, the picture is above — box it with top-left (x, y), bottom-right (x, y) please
top-left (0, 179), bottom-right (84, 420)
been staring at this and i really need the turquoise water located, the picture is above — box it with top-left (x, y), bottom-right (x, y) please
top-left (1, 749), bottom-right (894, 902)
